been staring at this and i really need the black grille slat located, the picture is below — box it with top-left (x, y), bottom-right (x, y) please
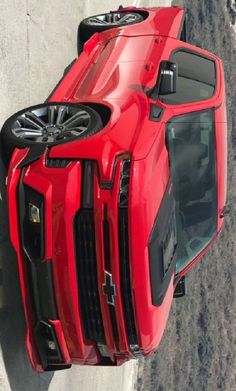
top-left (81, 219), bottom-right (92, 335)
top-left (109, 306), bottom-right (119, 344)
top-left (86, 219), bottom-right (100, 338)
top-left (103, 206), bottom-right (111, 271)
top-left (75, 210), bottom-right (105, 343)
top-left (103, 209), bottom-right (119, 345)
top-left (45, 158), bottom-right (71, 168)
top-left (118, 160), bottom-right (139, 348)
top-left (119, 209), bottom-right (139, 347)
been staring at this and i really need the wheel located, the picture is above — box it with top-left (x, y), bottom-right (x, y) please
top-left (78, 11), bottom-right (144, 49)
top-left (1, 102), bottom-right (103, 161)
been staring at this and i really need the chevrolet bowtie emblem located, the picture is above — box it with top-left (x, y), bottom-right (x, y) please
top-left (102, 271), bottom-right (116, 306)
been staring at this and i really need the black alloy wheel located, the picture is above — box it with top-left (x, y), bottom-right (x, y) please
top-left (1, 103), bottom-right (103, 160)
top-left (78, 11), bottom-right (144, 52)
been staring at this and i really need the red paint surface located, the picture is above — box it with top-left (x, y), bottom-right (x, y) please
top-left (7, 6), bottom-right (227, 370)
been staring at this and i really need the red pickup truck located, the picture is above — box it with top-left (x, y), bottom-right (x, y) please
top-left (1, 6), bottom-right (227, 371)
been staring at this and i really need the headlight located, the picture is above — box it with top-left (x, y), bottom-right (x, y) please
top-left (20, 185), bottom-right (45, 261)
top-left (29, 203), bottom-right (41, 223)
top-left (129, 344), bottom-right (144, 358)
top-left (119, 160), bottom-right (131, 208)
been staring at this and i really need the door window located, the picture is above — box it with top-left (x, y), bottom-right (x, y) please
top-left (160, 50), bottom-right (216, 105)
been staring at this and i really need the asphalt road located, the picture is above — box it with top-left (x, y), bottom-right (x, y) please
top-left (0, 1), bottom-right (171, 390)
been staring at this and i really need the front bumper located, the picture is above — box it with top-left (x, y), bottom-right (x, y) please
top-left (7, 148), bottom-right (141, 371)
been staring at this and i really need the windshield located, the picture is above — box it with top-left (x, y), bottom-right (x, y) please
top-left (166, 109), bottom-right (217, 273)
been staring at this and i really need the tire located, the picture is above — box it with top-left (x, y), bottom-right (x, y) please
top-left (1, 102), bottom-right (103, 161)
top-left (78, 11), bottom-right (144, 48)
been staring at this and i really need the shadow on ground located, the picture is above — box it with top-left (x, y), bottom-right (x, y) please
top-left (0, 152), bottom-right (53, 391)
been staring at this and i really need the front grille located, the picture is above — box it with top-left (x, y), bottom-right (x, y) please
top-left (74, 159), bottom-right (139, 356)
top-left (119, 209), bottom-right (139, 346)
top-left (74, 209), bottom-right (105, 343)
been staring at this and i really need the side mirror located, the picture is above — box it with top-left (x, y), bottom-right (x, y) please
top-left (174, 276), bottom-right (186, 298)
top-left (159, 61), bottom-right (177, 95)
top-left (148, 61), bottom-right (177, 100)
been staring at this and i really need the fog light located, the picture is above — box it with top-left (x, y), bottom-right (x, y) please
top-left (29, 203), bottom-right (40, 223)
top-left (97, 343), bottom-right (109, 358)
top-left (130, 344), bottom-right (144, 358)
top-left (47, 340), bottom-right (56, 351)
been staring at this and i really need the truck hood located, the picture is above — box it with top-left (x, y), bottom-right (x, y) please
top-left (49, 35), bottom-right (172, 183)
